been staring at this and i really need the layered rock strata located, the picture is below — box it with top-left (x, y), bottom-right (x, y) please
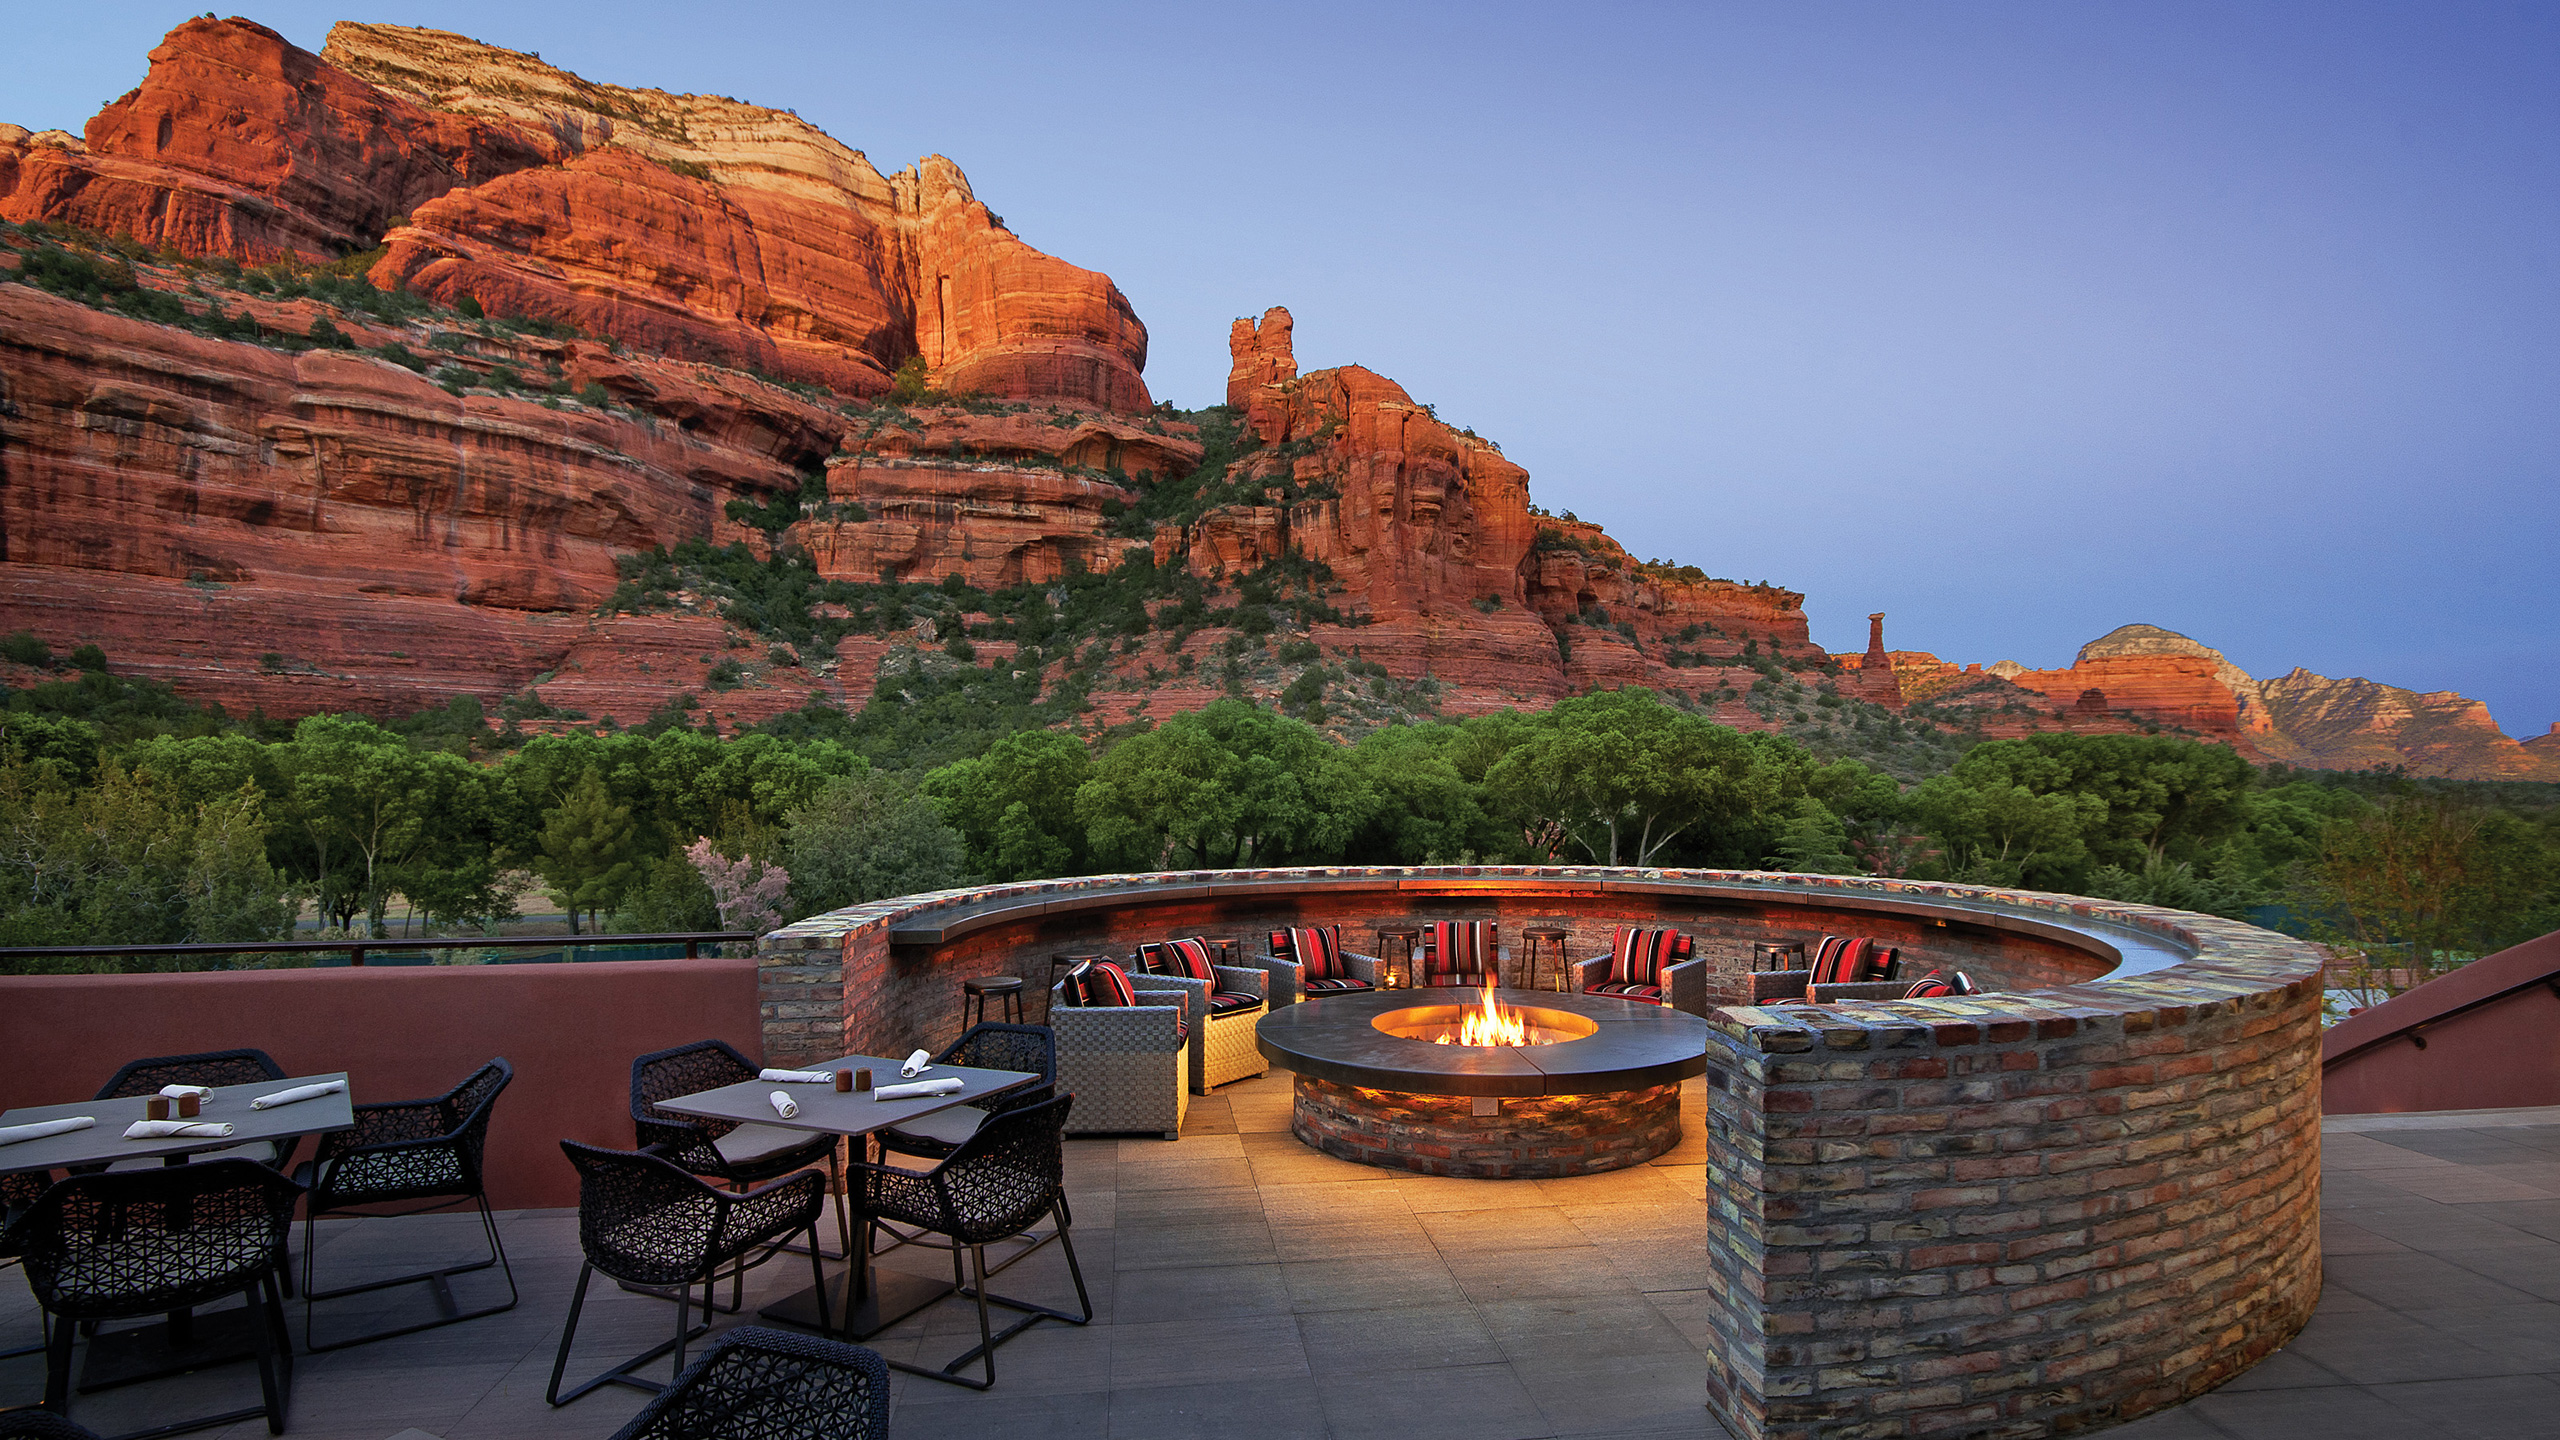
top-left (0, 17), bottom-right (1151, 409)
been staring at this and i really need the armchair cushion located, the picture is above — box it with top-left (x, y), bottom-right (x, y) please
top-left (1810, 936), bottom-right (1897, 986)
top-left (1070, 959), bottom-right (1142, 1009)
top-left (1301, 976), bottom-right (1371, 993)
top-left (714, 1122), bottom-right (824, 1167)
top-left (1587, 980), bottom-right (1664, 1002)
top-left (1603, 927), bottom-right (1674, 987)
top-left (1897, 971), bottom-right (1975, 999)
top-left (1421, 921), bottom-right (1498, 986)
top-left (1281, 926), bottom-right (1354, 982)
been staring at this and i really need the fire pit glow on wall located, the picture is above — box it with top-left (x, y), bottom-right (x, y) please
top-left (1255, 986), bottom-right (1712, 1178)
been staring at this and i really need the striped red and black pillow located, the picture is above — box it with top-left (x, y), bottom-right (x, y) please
top-left (1287, 925), bottom-right (1345, 980)
top-left (1668, 932), bottom-right (1694, 961)
top-left (1268, 929), bottom-right (1294, 960)
top-left (1424, 921), bottom-right (1495, 983)
top-left (1080, 959), bottom-right (1139, 1008)
top-left (1608, 927), bottom-right (1670, 987)
top-left (1901, 971), bottom-right (1953, 998)
top-left (1810, 936), bottom-right (1893, 986)
top-left (1162, 937), bottom-right (1216, 985)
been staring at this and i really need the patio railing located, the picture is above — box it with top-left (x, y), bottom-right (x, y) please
top-left (0, 931), bottom-right (757, 970)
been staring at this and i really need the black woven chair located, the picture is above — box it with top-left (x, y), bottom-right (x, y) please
top-left (548, 1141), bottom-right (832, 1408)
top-left (631, 1040), bottom-right (846, 1265)
top-left (2, 1169), bottom-right (52, 1363)
top-left (92, 1049), bottom-right (293, 1172)
top-left (605, 1326), bottom-right (889, 1440)
top-left (2, 1159), bottom-right (303, 1438)
top-left (845, 1092), bottom-right (1090, 1390)
top-left (0, 1408), bottom-right (105, 1439)
top-left (876, 1023), bottom-right (1056, 1163)
top-left (294, 1057), bottom-right (517, 1352)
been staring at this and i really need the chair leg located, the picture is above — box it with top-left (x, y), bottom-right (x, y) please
top-left (248, 1272), bottom-right (288, 1436)
top-left (805, 1220), bottom-right (833, 1336)
top-left (303, 1192), bottom-right (519, 1352)
top-left (43, 1304), bottom-right (73, 1413)
top-left (550, 1255), bottom-right (705, 1408)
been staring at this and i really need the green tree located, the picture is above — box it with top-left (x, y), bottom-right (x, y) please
top-left (781, 770), bottom-right (965, 914)
top-left (2291, 793), bottom-right (2556, 989)
top-left (1910, 771), bottom-right (2103, 888)
top-left (182, 784), bottom-right (294, 942)
top-left (535, 768), bottom-right (643, 934)
top-left (1339, 724), bottom-right (1504, 864)
top-left (1481, 689), bottom-right (1775, 865)
top-left (922, 729), bottom-right (1092, 881)
top-left (1075, 701), bottom-right (1374, 870)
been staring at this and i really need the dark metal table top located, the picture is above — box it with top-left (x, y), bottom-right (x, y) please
top-left (1256, 990), bottom-right (1709, 1098)
top-left (0, 1072), bottom-right (354, 1173)
top-left (655, 1053), bottom-right (1037, 1138)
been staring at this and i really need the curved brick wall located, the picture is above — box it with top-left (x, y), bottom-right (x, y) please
top-left (763, 866), bottom-right (2325, 1439)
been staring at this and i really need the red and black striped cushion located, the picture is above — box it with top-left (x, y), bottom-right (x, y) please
top-left (1588, 980), bottom-right (1666, 1003)
top-left (1810, 936), bottom-right (1896, 986)
top-left (1161, 937), bottom-right (1216, 985)
top-left (1078, 960), bottom-right (1139, 1008)
top-left (1901, 971), bottom-right (1976, 999)
top-left (1423, 921), bottom-right (1495, 983)
top-left (1302, 976), bottom-right (1371, 993)
top-left (1205, 991), bottom-right (1261, 1014)
top-left (1606, 927), bottom-right (1672, 987)
top-left (1288, 925), bottom-right (1346, 980)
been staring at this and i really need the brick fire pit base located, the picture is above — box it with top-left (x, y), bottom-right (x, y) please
top-left (1291, 1074), bottom-right (1682, 1178)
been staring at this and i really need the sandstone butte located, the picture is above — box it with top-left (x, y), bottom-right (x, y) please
top-left (0, 16), bottom-right (2544, 780)
top-left (0, 17), bottom-right (1151, 409)
top-left (1863, 623), bottom-right (2560, 782)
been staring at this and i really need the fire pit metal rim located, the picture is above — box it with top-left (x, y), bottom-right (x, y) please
top-left (1254, 987), bottom-right (1711, 1097)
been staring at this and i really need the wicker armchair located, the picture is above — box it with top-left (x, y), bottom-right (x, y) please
top-left (606, 1326), bottom-right (890, 1440)
top-left (878, 1023), bottom-right (1056, 1163)
top-left (1253, 924), bottom-right (1383, 1006)
top-left (3, 1159), bottom-right (303, 1437)
top-left (1572, 927), bottom-right (1717, 1016)
top-left (297, 1057), bottom-right (517, 1351)
top-left (844, 1093), bottom-right (1090, 1390)
top-left (547, 1142), bottom-right (831, 1408)
top-left (632, 1039), bottom-right (847, 1261)
top-left (1137, 939), bottom-right (1271, 1093)
top-left (1047, 967), bottom-right (1191, 1139)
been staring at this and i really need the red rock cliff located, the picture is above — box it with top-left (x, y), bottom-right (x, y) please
top-left (0, 17), bottom-right (1152, 411)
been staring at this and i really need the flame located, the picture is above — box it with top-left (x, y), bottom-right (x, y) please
top-left (1432, 980), bottom-right (1530, 1047)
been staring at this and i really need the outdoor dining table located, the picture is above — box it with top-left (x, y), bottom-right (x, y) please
top-left (654, 1051), bottom-right (1038, 1340)
top-left (0, 1071), bottom-right (355, 1391)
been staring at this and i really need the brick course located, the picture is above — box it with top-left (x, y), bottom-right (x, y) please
top-left (1291, 1075), bottom-right (1682, 1178)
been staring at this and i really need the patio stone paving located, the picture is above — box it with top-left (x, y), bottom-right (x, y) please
top-left (3, 1078), bottom-right (2554, 1439)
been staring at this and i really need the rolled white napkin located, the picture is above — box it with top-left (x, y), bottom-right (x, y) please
top-left (759, 1068), bottom-right (833, 1084)
top-left (900, 1049), bottom-right (933, 1078)
top-left (159, 1085), bottom-right (213, 1101)
top-left (0, 1116), bottom-right (94, 1147)
top-left (125, 1120), bottom-right (233, 1139)
top-left (874, 1077), bottom-right (965, 1101)
top-left (250, 1080), bottom-right (346, 1110)
top-left (769, 1090), bottom-right (799, 1119)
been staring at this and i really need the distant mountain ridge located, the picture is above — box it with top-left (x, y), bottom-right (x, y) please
top-left (1871, 624), bottom-right (2557, 781)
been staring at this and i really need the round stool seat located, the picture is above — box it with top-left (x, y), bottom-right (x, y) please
top-left (962, 974), bottom-right (1028, 1027)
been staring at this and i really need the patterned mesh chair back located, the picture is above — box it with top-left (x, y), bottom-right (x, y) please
top-left (944, 1023), bottom-right (1058, 1094)
top-left (442, 1058), bottom-right (513, 1186)
top-left (94, 1048), bottom-right (285, 1100)
top-left (934, 1092), bottom-right (1073, 1246)
top-left (632, 1040), bottom-right (757, 1146)
top-left (1422, 921), bottom-right (1496, 985)
top-left (560, 1140), bottom-right (724, 1288)
top-left (617, 1329), bottom-right (891, 1440)
top-left (11, 1158), bottom-right (303, 1320)
top-left (0, 1405), bottom-right (110, 1440)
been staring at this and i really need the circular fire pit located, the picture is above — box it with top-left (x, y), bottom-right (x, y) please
top-left (1255, 988), bottom-right (1711, 1178)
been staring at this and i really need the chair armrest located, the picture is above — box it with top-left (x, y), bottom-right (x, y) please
top-left (1250, 953), bottom-right (1305, 1005)
top-left (1211, 964), bottom-right (1267, 1002)
top-left (1049, 1001), bottom-right (1186, 1052)
top-left (1341, 951), bottom-right (1384, 986)
top-left (315, 1098), bottom-right (450, 1160)
top-left (1665, 956), bottom-right (1714, 1015)
top-left (1571, 955), bottom-right (1609, 989)
top-left (1748, 970), bottom-right (1810, 1003)
top-left (714, 1170), bottom-right (825, 1256)
top-left (844, 1153), bottom-right (943, 1229)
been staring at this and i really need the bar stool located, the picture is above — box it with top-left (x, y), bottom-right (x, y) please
top-left (1371, 926), bottom-right (1420, 990)
top-left (1518, 926), bottom-right (1570, 992)
top-left (962, 975), bottom-right (1026, 1028)
top-left (1753, 940), bottom-right (1807, 972)
top-left (1043, 952), bottom-right (1105, 1020)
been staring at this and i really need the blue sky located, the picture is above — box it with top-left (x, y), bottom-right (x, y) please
top-left (15, 3), bottom-right (2557, 736)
